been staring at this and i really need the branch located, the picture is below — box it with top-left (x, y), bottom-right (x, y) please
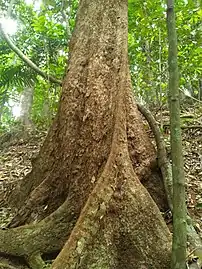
top-left (0, 23), bottom-right (62, 86)
top-left (163, 123), bottom-right (202, 130)
top-left (180, 89), bottom-right (202, 104)
top-left (137, 102), bottom-right (202, 256)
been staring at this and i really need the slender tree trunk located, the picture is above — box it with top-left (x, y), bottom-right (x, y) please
top-left (0, 96), bottom-right (6, 125)
top-left (198, 79), bottom-right (202, 100)
top-left (1, 0), bottom-right (172, 268)
top-left (42, 98), bottom-right (51, 123)
top-left (167, 1), bottom-right (187, 268)
top-left (18, 86), bottom-right (34, 127)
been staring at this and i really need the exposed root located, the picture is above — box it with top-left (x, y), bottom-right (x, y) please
top-left (51, 152), bottom-right (121, 268)
top-left (51, 154), bottom-right (171, 269)
top-left (0, 151), bottom-right (120, 267)
top-left (27, 253), bottom-right (46, 269)
top-left (0, 133), bottom-right (122, 264)
top-left (0, 263), bottom-right (18, 269)
top-left (0, 197), bottom-right (75, 257)
top-left (7, 171), bottom-right (63, 228)
top-left (137, 102), bottom-right (202, 255)
top-left (137, 102), bottom-right (173, 210)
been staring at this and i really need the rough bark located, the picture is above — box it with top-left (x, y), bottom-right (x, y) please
top-left (1, 0), bottom-right (172, 268)
top-left (8, 0), bottom-right (165, 227)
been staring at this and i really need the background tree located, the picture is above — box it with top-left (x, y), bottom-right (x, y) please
top-left (0, 0), bottom-right (76, 129)
top-left (128, 0), bottom-right (202, 106)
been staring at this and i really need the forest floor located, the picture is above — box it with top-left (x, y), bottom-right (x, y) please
top-left (0, 105), bottom-right (202, 252)
top-left (0, 127), bottom-right (47, 226)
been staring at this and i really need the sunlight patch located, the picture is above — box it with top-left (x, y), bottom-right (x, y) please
top-left (0, 18), bottom-right (17, 35)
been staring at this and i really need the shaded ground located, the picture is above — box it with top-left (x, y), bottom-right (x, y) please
top-left (0, 128), bottom-right (47, 227)
top-left (184, 126), bottom-right (202, 237)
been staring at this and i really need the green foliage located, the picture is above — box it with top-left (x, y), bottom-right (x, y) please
top-left (128, 0), bottom-right (167, 105)
top-left (128, 0), bottom-right (201, 106)
top-left (0, 107), bottom-right (17, 134)
top-left (0, 0), bottom-right (201, 129)
top-left (0, 0), bottom-right (78, 128)
top-left (0, 65), bottom-right (36, 89)
top-left (31, 77), bottom-right (60, 127)
top-left (0, 41), bottom-right (35, 89)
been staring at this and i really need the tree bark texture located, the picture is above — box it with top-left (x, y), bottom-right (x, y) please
top-left (2, 0), bottom-right (171, 268)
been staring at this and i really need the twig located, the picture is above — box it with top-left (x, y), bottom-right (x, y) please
top-left (0, 23), bottom-right (62, 86)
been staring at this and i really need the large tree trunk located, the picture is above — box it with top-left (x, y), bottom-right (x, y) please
top-left (1, 0), bottom-right (171, 268)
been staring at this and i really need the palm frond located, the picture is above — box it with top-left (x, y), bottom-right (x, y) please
top-left (0, 65), bottom-right (37, 89)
